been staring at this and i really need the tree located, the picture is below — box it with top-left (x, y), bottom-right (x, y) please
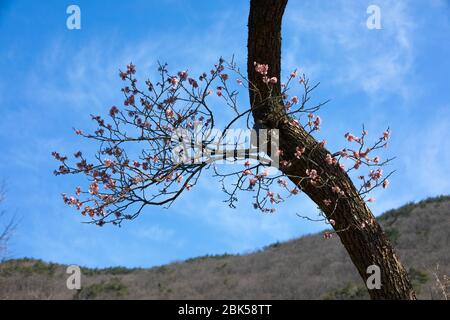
top-left (246, 0), bottom-right (415, 300)
top-left (0, 184), bottom-right (16, 261)
top-left (54, 0), bottom-right (416, 299)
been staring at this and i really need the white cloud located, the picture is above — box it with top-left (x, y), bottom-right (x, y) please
top-left (284, 0), bottom-right (416, 100)
top-left (133, 225), bottom-right (176, 242)
top-left (401, 108), bottom-right (450, 194)
top-left (24, 9), bottom-right (246, 114)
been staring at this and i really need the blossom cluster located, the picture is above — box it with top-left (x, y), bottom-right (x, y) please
top-left (54, 59), bottom-right (394, 231)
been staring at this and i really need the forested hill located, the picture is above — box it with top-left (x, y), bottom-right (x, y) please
top-left (1, 196), bottom-right (449, 300)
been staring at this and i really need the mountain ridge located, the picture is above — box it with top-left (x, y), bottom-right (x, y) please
top-left (1, 195), bottom-right (449, 299)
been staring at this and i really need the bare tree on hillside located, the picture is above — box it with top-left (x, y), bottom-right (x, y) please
top-left (0, 184), bottom-right (16, 261)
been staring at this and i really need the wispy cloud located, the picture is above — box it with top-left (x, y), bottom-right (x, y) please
top-left (133, 225), bottom-right (177, 243)
top-left (401, 107), bottom-right (450, 194)
top-left (284, 0), bottom-right (416, 100)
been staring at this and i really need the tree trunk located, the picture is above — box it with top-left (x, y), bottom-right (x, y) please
top-left (247, 0), bottom-right (416, 300)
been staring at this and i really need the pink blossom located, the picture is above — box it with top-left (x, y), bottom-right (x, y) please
top-left (132, 176), bottom-right (142, 184)
top-left (75, 187), bottom-right (82, 196)
top-left (67, 196), bottom-right (81, 209)
top-left (243, 169), bottom-right (252, 176)
top-left (314, 116), bottom-right (321, 127)
top-left (290, 188), bottom-right (299, 195)
top-left (290, 70), bottom-right (298, 78)
top-left (165, 108), bottom-right (174, 118)
top-left (249, 178), bottom-right (258, 188)
top-left (119, 71), bottom-right (127, 80)
top-left (188, 78), bottom-right (198, 88)
top-left (262, 76), bottom-right (276, 84)
top-left (277, 178), bottom-right (288, 187)
top-left (124, 95), bottom-right (135, 106)
top-left (324, 199), bottom-right (332, 206)
top-left (360, 148), bottom-right (370, 159)
top-left (178, 71), bottom-right (188, 80)
top-left (291, 96), bottom-right (299, 104)
top-left (220, 74), bottom-right (229, 81)
top-left (306, 169), bottom-right (318, 180)
top-left (127, 63), bottom-right (136, 75)
top-left (325, 154), bottom-right (333, 165)
top-left (345, 132), bottom-right (355, 142)
top-left (254, 62), bottom-right (269, 75)
top-left (295, 146), bottom-right (305, 159)
top-left (329, 219), bottom-right (336, 226)
top-left (332, 186), bottom-right (341, 194)
top-left (236, 78), bottom-right (243, 85)
top-left (216, 88), bottom-right (222, 97)
top-left (244, 160), bottom-right (251, 167)
top-left (170, 77), bottom-right (179, 87)
top-left (89, 180), bottom-right (99, 195)
top-left (106, 179), bottom-right (116, 190)
top-left (104, 159), bottom-right (115, 168)
top-left (367, 198), bottom-right (376, 203)
top-left (369, 169), bottom-right (383, 180)
top-left (382, 179), bottom-right (389, 189)
top-left (383, 130), bottom-right (391, 141)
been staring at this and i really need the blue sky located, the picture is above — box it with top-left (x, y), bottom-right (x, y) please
top-left (0, 0), bottom-right (449, 268)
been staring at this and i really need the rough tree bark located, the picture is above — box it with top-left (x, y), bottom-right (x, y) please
top-left (247, 0), bottom-right (416, 300)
